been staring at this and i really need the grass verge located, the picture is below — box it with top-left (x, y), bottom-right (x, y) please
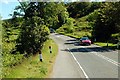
top-left (57, 32), bottom-right (119, 50)
top-left (3, 39), bottom-right (58, 78)
top-left (94, 42), bottom-right (118, 50)
top-left (58, 31), bottom-right (91, 39)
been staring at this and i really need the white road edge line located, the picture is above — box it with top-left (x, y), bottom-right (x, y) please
top-left (67, 48), bottom-right (90, 80)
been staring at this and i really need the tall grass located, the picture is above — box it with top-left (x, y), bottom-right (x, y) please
top-left (3, 39), bottom-right (58, 78)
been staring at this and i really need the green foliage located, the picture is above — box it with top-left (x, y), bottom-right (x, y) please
top-left (2, 2), bottom-right (120, 77)
top-left (43, 2), bottom-right (69, 29)
top-left (16, 16), bottom-right (49, 54)
top-left (112, 33), bottom-right (119, 39)
top-left (2, 52), bottom-right (23, 67)
top-left (57, 31), bottom-right (91, 39)
top-left (92, 2), bottom-right (120, 42)
top-left (2, 20), bottom-right (24, 77)
top-left (2, 39), bottom-right (58, 78)
top-left (0, 15), bottom-right (2, 45)
top-left (65, 18), bottom-right (75, 33)
top-left (56, 18), bottom-right (75, 33)
top-left (94, 42), bottom-right (117, 48)
top-left (58, 2), bottom-right (120, 43)
top-left (13, 2), bottom-right (69, 30)
top-left (111, 33), bottom-right (120, 43)
top-left (39, 66), bottom-right (48, 75)
top-left (67, 31), bottom-right (91, 39)
top-left (87, 9), bottom-right (99, 22)
top-left (66, 2), bottom-right (102, 18)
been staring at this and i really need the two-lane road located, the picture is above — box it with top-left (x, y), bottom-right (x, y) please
top-left (50, 33), bottom-right (119, 79)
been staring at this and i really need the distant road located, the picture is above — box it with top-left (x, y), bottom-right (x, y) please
top-left (50, 33), bottom-right (118, 79)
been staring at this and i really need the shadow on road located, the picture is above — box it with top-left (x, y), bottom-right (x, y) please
top-left (69, 47), bottom-right (113, 53)
top-left (54, 33), bottom-right (62, 35)
top-left (102, 46), bottom-right (117, 50)
top-left (66, 39), bottom-right (77, 41)
top-left (61, 47), bottom-right (114, 53)
top-left (64, 42), bottom-right (80, 46)
top-left (64, 39), bottom-right (117, 53)
top-left (64, 42), bottom-right (75, 45)
top-left (61, 49), bottom-right (69, 52)
top-left (65, 39), bottom-right (80, 46)
top-left (66, 39), bottom-right (94, 46)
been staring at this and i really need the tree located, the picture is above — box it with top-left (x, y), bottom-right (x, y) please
top-left (16, 16), bottom-right (49, 54)
top-left (12, 2), bottom-right (50, 54)
top-left (92, 2), bottom-right (120, 42)
top-left (14, 2), bottom-right (69, 29)
top-left (66, 2), bottom-right (102, 18)
top-left (42, 2), bottom-right (69, 29)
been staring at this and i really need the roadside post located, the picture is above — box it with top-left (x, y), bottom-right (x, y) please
top-left (117, 43), bottom-right (119, 49)
top-left (39, 50), bottom-right (43, 62)
top-left (94, 38), bottom-right (96, 42)
top-left (107, 41), bottom-right (108, 47)
top-left (49, 46), bottom-right (52, 54)
top-left (93, 38), bottom-right (96, 44)
top-left (117, 40), bottom-right (120, 49)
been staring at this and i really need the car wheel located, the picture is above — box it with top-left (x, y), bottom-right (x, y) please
top-left (86, 43), bottom-right (90, 46)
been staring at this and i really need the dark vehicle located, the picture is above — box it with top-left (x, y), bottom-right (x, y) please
top-left (50, 28), bottom-right (55, 33)
top-left (79, 37), bottom-right (91, 45)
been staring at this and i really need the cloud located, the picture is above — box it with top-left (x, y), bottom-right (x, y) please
top-left (0, 0), bottom-right (9, 4)
top-left (0, 0), bottom-right (18, 4)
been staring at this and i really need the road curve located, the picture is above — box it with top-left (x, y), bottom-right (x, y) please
top-left (50, 33), bottom-right (119, 79)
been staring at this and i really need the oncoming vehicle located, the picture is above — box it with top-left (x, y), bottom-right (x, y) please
top-left (79, 37), bottom-right (91, 45)
top-left (50, 28), bottom-right (55, 33)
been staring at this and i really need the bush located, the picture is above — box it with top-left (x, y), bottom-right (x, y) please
top-left (111, 33), bottom-right (119, 39)
top-left (110, 33), bottom-right (120, 43)
top-left (56, 18), bottom-right (75, 33)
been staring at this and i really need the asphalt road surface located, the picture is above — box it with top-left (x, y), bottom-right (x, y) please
top-left (50, 33), bottom-right (119, 79)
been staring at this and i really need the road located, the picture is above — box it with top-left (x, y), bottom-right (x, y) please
top-left (50, 33), bottom-right (119, 79)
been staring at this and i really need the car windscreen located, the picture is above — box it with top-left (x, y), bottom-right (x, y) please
top-left (81, 37), bottom-right (89, 40)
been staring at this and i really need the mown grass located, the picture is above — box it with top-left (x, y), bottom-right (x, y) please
top-left (94, 42), bottom-right (116, 46)
top-left (57, 31), bottom-right (119, 50)
top-left (58, 31), bottom-right (91, 39)
top-left (3, 39), bottom-right (58, 78)
top-left (94, 42), bottom-right (118, 50)
top-left (57, 15), bottom-right (92, 39)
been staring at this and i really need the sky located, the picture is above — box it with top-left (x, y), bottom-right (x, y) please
top-left (0, 0), bottom-right (106, 20)
top-left (0, 0), bottom-right (20, 20)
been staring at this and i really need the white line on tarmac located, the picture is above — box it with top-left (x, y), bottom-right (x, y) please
top-left (67, 48), bottom-right (90, 80)
top-left (80, 46), bottom-right (120, 67)
top-left (56, 35), bottom-right (60, 37)
top-left (90, 52), bottom-right (120, 67)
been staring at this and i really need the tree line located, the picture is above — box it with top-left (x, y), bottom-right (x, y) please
top-left (66, 2), bottom-right (120, 42)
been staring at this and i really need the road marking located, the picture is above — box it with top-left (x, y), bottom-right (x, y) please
top-left (67, 48), bottom-right (90, 80)
top-left (80, 46), bottom-right (120, 67)
top-left (56, 35), bottom-right (60, 37)
top-left (90, 52), bottom-right (120, 67)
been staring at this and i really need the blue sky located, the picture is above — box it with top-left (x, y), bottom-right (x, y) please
top-left (0, 0), bottom-right (20, 20)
